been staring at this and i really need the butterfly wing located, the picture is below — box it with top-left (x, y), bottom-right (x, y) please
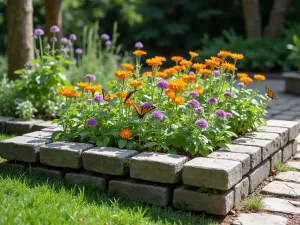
top-left (140, 105), bottom-right (156, 118)
top-left (102, 89), bottom-right (112, 101)
top-left (132, 103), bottom-right (144, 119)
top-left (265, 86), bottom-right (278, 100)
top-left (123, 90), bottom-right (137, 103)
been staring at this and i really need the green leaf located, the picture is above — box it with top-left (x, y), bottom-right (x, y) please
top-left (118, 139), bottom-right (127, 149)
top-left (126, 141), bottom-right (135, 149)
top-left (79, 131), bottom-right (89, 138)
top-left (142, 142), bottom-right (158, 148)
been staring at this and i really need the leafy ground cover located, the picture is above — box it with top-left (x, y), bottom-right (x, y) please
top-left (0, 133), bottom-right (15, 141)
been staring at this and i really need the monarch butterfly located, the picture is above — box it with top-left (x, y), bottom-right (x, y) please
top-left (132, 103), bottom-right (156, 119)
top-left (102, 89), bottom-right (113, 102)
top-left (123, 90), bottom-right (137, 103)
top-left (265, 85), bottom-right (278, 100)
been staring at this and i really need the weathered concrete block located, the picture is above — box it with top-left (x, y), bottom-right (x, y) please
top-left (232, 137), bottom-right (279, 161)
top-left (109, 179), bottom-right (171, 206)
top-left (40, 142), bottom-right (93, 169)
top-left (28, 166), bottom-right (64, 180)
top-left (0, 136), bottom-right (50, 162)
top-left (82, 147), bottom-right (138, 176)
top-left (0, 161), bottom-right (26, 173)
top-left (6, 120), bottom-right (43, 135)
top-left (282, 142), bottom-right (293, 163)
top-left (173, 185), bottom-right (234, 216)
top-left (270, 150), bottom-right (282, 170)
top-left (130, 152), bottom-right (189, 184)
top-left (182, 157), bottom-right (242, 190)
top-left (23, 131), bottom-right (52, 140)
top-left (248, 160), bottom-right (270, 193)
top-left (220, 144), bottom-right (261, 169)
top-left (41, 127), bottom-right (63, 132)
top-left (208, 151), bottom-right (250, 175)
top-left (0, 116), bottom-right (15, 133)
top-left (32, 121), bottom-right (57, 132)
top-left (267, 120), bottom-right (299, 141)
top-left (292, 139), bottom-right (298, 156)
top-left (257, 126), bottom-right (289, 149)
top-left (245, 132), bottom-right (282, 148)
top-left (65, 172), bottom-right (107, 191)
top-left (234, 177), bottom-right (249, 208)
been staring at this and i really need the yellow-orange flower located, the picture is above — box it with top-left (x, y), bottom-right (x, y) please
top-left (125, 99), bottom-right (135, 106)
top-left (173, 65), bottom-right (185, 72)
top-left (168, 79), bottom-right (186, 91)
top-left (133, 50), bottom-right (147, 56)
top-left (230, 53), bottom-right (244, 61)
top-left (116, 92), bottom-right (127, 99)
top-left (165, 89), bottom-right (175, 98)
top-left (192, 87), bottom-right (204, 94)
top-left (217, 50), bottom-right (232, 58)
top-left (179, 60), bottom-right (193, 67)
top-left (164, 68), bottom-right (177, 75)
top-left (155, 56), bottom-right (166, 62)
top-left (240, 76), bottom-right (253, 84)
top-left (172, 96), bottom-right (184, 105)
top-left (129, 80), bottom-right (143, 87)
top-left (192, 63), bottom-right (206, 70)
top-left (237, 73), bottom-right (248, 78)
top-left (199, 69), bottom-right (212, 75)
top-left (121, 63), bottom-right (134, 71)
top-left (210, 56), bottom-right (222, 63)
top-left (146, 58), bottom-right (163, 67)
top-left (205, 59), bottom-right (220, 68)
top-left (143, 71), bottom-right (152, 76)
top-left (189, 51), bottom-right (199, 58)
top-left (77, 82), bottom-right (88, 89)
top-left (254, 74), bottom-right (266, 81)
top-left (181, 75), bottom-right (195, 83)
top-left (115, 70), bottom-right (133, 80)
top-left (221, 62), bottom-right (237, 72)
top-left (171, 56), bottom-right (184, 62)
top-left (157, 72), bottom-right (168, 78)
top-left (120, 129), bottom-right (132, 139)
top-left (59, 87), bottom-right (79, 97)
top-left (85, 85), bottom-right (101, 93)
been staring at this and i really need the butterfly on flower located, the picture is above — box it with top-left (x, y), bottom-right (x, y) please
top-left (132, 103), bottom-right (156, 119)
top-left (102, 89), bottom-right (113, 102)
top-left (265, 86), bottom-right (278, 100)
top-left (123, 90), bottom-right (137, 103)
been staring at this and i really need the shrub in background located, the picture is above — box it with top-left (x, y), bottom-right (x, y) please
top-left (0, 75), bottom-right (17, 116)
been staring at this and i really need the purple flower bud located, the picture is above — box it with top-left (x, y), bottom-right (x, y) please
top-left (208, 97), bottom-right (218, 104)
top-left (214, 70), bottom-right (220, 77)
top-left (215, 109), bottom-right (226, 118)
top-left (50, 25), bottom-right (60, 33)
top-left (187, 99), bottom-right (200, 108)
top-left (69, 34), bottom-right (77, 41)
top-left (75, 48), bottom-right (83, 54)
top-left (157, 79), bottom-right (168, 89)
top-left (189, 71), bottom-right (195, 75)
top-left (45, 43), bottom-right (50, 50)
top-left (51, 37), bottom-right (57, 42)
top-left (142, 102), bottom-right (153, 107)
top-left (87, 99), bottom-right (93, 103)
top-left (105, 40), bottom-right (112, 46)
top-left (87, 118), bottom-right (97, 127)
top-left (85, 74), bottom-right (96, 81)
top-left (224, 92), bottom-right (232, 98)
top-left (226, 112), bottom-right (233, 118)
top-left (152, 110), bottom-right (164, 121)
top-left (60, 38), bottom-right (68, 45)
top-left (67, 39), bottom-right (72, 47)
top-left (195, 107), bottom-right (204, 113)
top-left (94, 95), bottom-right (103, 102)
top-left (100, 33), bottom-right (110, 40)
top-left (189, 91), bottom-right (199, 97)
top-left (34, 28), bottom-right (44, 36)
top-left (238, 82), bottom-right (244, 87)
top-left (108, 105), bottom-right (112, 111)
top-left (195, 119), bottom-right (208, 129)
top-left (135, 42), bottom-right (143, 48)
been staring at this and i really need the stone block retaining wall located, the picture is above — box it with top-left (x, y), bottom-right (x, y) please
top-left (0, 117), bottom-right (299, 216)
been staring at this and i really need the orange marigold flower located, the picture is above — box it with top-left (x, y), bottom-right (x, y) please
top-left (85, 85), bottom-right (101, 93)
top-left (237, 73), bottom-right (248, 78)
top-left (181, 75), bottom-right (195, 83)
top-left (192, 63), bottom-right (206, 70)
top-left (199, 69), bottom-right (212, 75)
top-left (129, 80), bottom-right (143, 87)
top-left (168, 79), bottom-right (186, 91)
top-left (143, 71), bottom-right (152, 76)
top-left (221, 62), bottom-right (237, 72)
top-left (121, 63), bottom-right (134, 71)
top-left (115, 70), bottom-right (133, 80)
top-left (59, 87), bottom-right (79, 97)
top-left (146, 58), bottom-right (163, 67)
top-left (179, 60), bottom-right (193, 67)
top-left (173, 65), bottom-right (185, 72)
top-left (155, 56), bottom-right (167, 62)
top-left (133, 50), bottom-right (147, 56)
top-left (164, 68), bottom-right (177, 75)
top-left (230, 53), bottom-right (244, 61)
top-left (116, 92), bottom-right (127, 99)
top-left (172, 96), bottom-right (184, 105)
top-left (240, 77), bottom-right (253, 84)
top-left (124, 99), bottom-right (135, 106)
top-left (165, 89), bottom-right (176, 98)
top-left (120, 129), bottom-right (132, 139)
top-left (77, 82), bottom-right (88, 89)
top-left (189, 51), bottom-right (199, 58)
top-left (171, 56), bottom-right (184, 62)
top-left (210, 56), bottom-right (222, 63)
top-left (157, 71), bottom-right (168, 78)
top-left (192, 87), bottom-right (204, 94)
top-left (205, 58), bottom-right (220, 67)
top-left (217, 50), bottom-right (232, 58)
top-left (254, 74), bottom-right (266, 81)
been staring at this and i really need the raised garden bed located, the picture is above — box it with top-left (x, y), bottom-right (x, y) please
top-left (0, 117), bottom-right (298, 215)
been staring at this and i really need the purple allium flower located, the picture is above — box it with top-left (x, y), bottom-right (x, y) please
top-left (87, 99), bottom-right (93, 103)
top-left (208, 97), bottom-right (218, 104)
top-left (135, 41), bottom-right (144, 48)
top-left (32, 33), bottom-right (37, 39)
top-left (34, 28), bottom-right (44, 36)
top-left (105, 40), bottom-right (112, 46)
top-left (215, 109), bottom-right (226, 118)
top-left (238, 82), bottom-right (244, 87)
top-left (50, 25), bottom-right (60, 33)
top-left (224, 92), bottom-right (232, 98)
top-left (69, 34), bottom-right (77, 41)
top-left (157, 79), bottom-right (168, 89)
top-left (51, 37), bottom-right (57, 42)
top-left (152, 110), bottom-right (164, 121)
top-left (60, 38), bottom-right (68, 45)
top-left (65, 55), bottom-right (70, 60)
top-left (189, 91), bottom-right (199, 97)
top-left (226, 112), bottom-right (233, 118)
top-left (214, 70), bottom-right (220, 77)
top-left (195, 119), bottom-right (208, 129)
top-left (195, 107), bottom-right (204, 113)
top-left (142, 102), bottom-right (153, 107)
top-left (100, 33), bottom-right (110, 40)
top-left (94, 95), bottom-right (103, 102)
top-left (189, 71), bottom-right (195, 75)
top-left (85, 74), bottom-right (96, 81)
top-left (87, 118), bottom-right (97, 127)
top-left (45, 43), bottom-right (50, 50)
top-left (75, 48), bottom-right (83, 54)
top-left (67, 39), bottom-right (72, 47)
top-left (187, 99), bottom-right (200, 108)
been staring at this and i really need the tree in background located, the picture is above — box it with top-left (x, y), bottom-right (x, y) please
top-left (242, 0), bottom-right (261, 39)
top-left (45, 0), bottom-right (62, 40)
top-left (7, 0), bottom-right (34, 80)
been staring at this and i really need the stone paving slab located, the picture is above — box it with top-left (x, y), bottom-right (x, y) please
top-left (233, 213), bottom-right (288, 225)
top-left (0, 136), bottom-right (50, 162)
top-left (40, 142), bottom-right (94, 169)
top-left (183, 157), bottom-right (242, 190)
top-left (130, 152), bottom-right (189, 184)
top-left (263, 197), bottom-right (300, 214)
top-left (257, 126), bottom-right (289, 147)
top-left (286, 161), bottom-right (300, 171)
top-left (28, 166), bottom-right (64, 180)
top-left (248, 160), bottom-right (270, 193)
top-left (109, 179), bottom-right (171, 206)
top-left (82, 147), bottom-right (138, 176)
top-left (0, 116), bottom-right (15, 133)
top-left (6, 119), bottom-right (44, 135)
top-left (267, 120), bottom-right (299, 141)
top-left (173, 185), bottom-right (234, 216)
top-left (220, 144), bottom-right (261, 169)
top-left (23, 131), bottom-right (52, 140)
top-left (261, 181), bottom-right (300, 197)
top-left (275, 171), bottom-right (300, 184)
top-left (65, 172), bottom-right (107, 191)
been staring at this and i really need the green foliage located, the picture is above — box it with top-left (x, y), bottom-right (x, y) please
top-left (197, 186), bottom-right (219, 194)
top-left (243, 196), bottom-right (263, 212)
top-left (15, 100), bottom-right (37, 121)
top-left (0, 75), bottom-right (18, 116)
top-left (287, 34), bottom-right (300, 71)
top-left (275, 162), bottom-right (296, 172)
top-left (0, 133), bottom-right (16, 141)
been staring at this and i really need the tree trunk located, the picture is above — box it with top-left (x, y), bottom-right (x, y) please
top-left (7, 0), bottom-right (34, 80)
top-left (45, 0), bottom-right (62, 40)
top-left (267, 0), bottom-right (291, 40)
top-left (242, 0), bottom-right (261, 39)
